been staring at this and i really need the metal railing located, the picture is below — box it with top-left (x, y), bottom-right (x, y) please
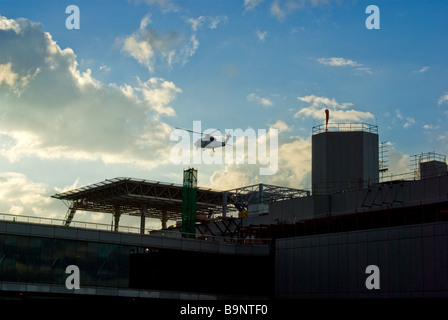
top-left (312, 122), bottom-right (378, 135)
top-left (311, 170), bottom-right (423, 195)
top-left (0, 212), bottom-right (272, 245)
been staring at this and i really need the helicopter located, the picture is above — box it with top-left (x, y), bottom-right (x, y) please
top-left (175, 127), bottom-right (232, 152)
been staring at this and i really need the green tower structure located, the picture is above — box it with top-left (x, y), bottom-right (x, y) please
top-left (182, 168), bottom-right (197, 238)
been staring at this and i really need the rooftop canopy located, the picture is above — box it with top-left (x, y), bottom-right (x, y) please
top-left (52, 177), bottom-right (224, 230)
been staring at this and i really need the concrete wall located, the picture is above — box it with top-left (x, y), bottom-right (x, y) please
top-left (420, 160), bottom-right (447, 179)
top-left (275, 221), bottom-right (448, 298)
top-left (245, 174), bottom-right (448, 225)
top-left (312, 131), bottom-right (379, 195)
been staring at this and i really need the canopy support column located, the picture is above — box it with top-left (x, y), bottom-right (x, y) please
top-left (113, 204), bottom-right (121, 232)
top-left (161, 209), bottom-right (168, 229)
top-left (140, 203), bottom-right (147, 235)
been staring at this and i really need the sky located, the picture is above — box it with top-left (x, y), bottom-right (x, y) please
top-left (0, 0), bottom-right (447, 229)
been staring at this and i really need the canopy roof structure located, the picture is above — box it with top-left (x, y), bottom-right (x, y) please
top-left (52, 177), bottom-right (311, 233)
top-left (52, 177), bottom-right (224, 229)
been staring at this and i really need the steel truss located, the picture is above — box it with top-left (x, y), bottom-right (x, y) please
top-left (52, 177), bottom-right (223, 228)
top-left (222, 183), bottom-right (310, 216)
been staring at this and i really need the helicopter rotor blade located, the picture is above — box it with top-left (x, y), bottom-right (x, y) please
top-left (174, 127), bottom-right (221, 136)
top-left (174, 127), bottom-right (203, 135)
top-left (207, 128), bottom-right (220, 135)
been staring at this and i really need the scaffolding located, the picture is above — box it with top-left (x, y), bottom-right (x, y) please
top-left (379, 141), bottom-right (390, 182)
top-left (222, 183), bottom-right (310, 217)
top-left (411, 151), bottom-right (447, 179)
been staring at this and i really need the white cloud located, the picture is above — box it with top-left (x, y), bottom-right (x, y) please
top-left (123, 36), bottom-right (156, 71)
top-left (208, 16), bottom-right (228, 29)
top-left (388, 151), bottom-right (410, 176)
top-left (317, 57), bottom-right (372, 74)
top-left (133, 0), bottom-right (179, 12)
top-left (244, 0), bottom-right (264, 11)
top-left (184, 15), bottom-right (227, 60)
top-left (414, 66), bottom-right (429, 73)
top-left (298, 95), bottom-right (353, 109)
top-left (121, 17), bottom-right (182, 72)
top-left (209, 135), bottom-right (311, 190)
top-left (0, 62), bottom-right (40, 95)
top-left (122, 14), bottom-right (226, 72)
top-left (203, 123), bottom-right (311, 191)
top-left (188, 16), bottom-right (206, 31)
top-left (136, 77), bottom-right (181, 117)
top-left (317, 57), bottom-right (359, 67)
top-left (140, 14), bottom-right (152, 29)
top-left (403, 117), bottom-right (415, 129)
top-left (395, 109), bottom-right (415, 129)
top-left (99, 64), bottom-right (111, 73)
top-left (184, 15), bottom-right (225, 63)
top-left (0, 172), bottom-right (65, 218)
top-left (355, 67), bottom-right (373, 74)
top-left (0, 15), bottom-right (181, 169)
top-left (270, 0), bottom-right (288, 21)
top-left (256, 30), bottom-right (268, 41)
top-left (0, 172), bottom-right (50, 206)
top-left (247, 92), bottom-right (274, 107)
top-left (0, 173), bottom-right (123, 223)
top-left (0, 15), bottom-right (21, 33)
top-left (270, 0), bottom-right (333, 21)
top-left (0, 63), bottom-right (18, 87)
top-left (438, 94), bottom-right (448, 105)
top-left (187, 15), bottom-right (227, 31)
top-left (54, 177), bottom-right (81, 194)
top-left (294, 95), bottom-right (374, 122)
top-left (269, 120), bottom-right (291, 133)
top-left (271, 137), bottom-right (311, 188)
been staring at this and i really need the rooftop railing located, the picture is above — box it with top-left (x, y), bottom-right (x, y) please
top-left (0, 212), bottom-right (272, 245)
top-left (312, 122), bottom-right (378, 135)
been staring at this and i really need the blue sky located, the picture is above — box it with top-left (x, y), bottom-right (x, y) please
top-left (0, 0), bottom-right (446, 227)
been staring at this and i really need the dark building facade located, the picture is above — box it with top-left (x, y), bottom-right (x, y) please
top-left (0, 219), bottom-right (272, 300)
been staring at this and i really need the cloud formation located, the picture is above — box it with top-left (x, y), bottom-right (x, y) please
top-left (209, 133), bottom-right (311, 190)
top-left (438, 94), bottom-right (448, 105)
top-left (270, 0), bottom-right (334, 21)
top-left (294, 95), bottom-right (374, 122)
top-left (133, 0), bottom-right (180, 12)
top-left (395, 109), bottom-right (415, 129)
top-left (0, 15), bottom-right (180, 169)
top-left (244, 0), bottom-right (265, 11)
top-left (121, 14), bottom-right (226, 72)
top-left (317, 57), bottom-right (359, 67)
top-left (121, 14), bottom-right (182, 72)
top-left (256, 30), bottom-right (268, 41)
top-left (414, 66), bottom-right (429, 73)
top-left (0, 172), bottom-right (63, 218)
top-left (247, 93), bottom-right (274, 107)
top-left (317, 57), bottom-right (372, 74)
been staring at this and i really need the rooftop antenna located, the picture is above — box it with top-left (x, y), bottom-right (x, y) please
top-left (325, 109), bottom-right (329, 131)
